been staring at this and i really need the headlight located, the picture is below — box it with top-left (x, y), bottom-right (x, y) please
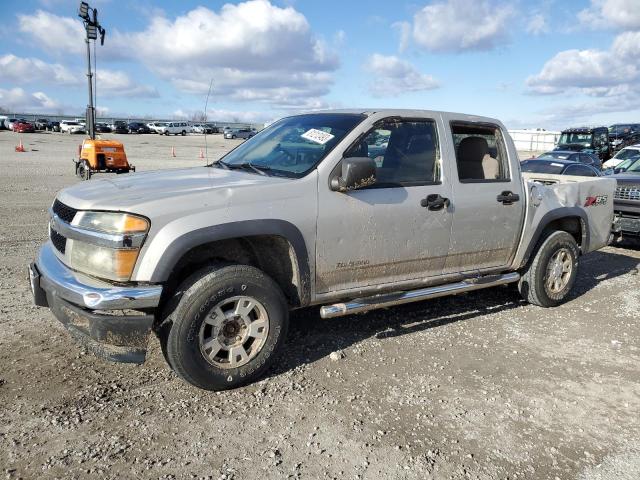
top-left (73, 211), bottom-right (149, 234)
top-left (65, 211), bottom-right (150, 282)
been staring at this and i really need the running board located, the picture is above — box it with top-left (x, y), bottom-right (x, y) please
top-left (319, 272), bottom-right (520, 319)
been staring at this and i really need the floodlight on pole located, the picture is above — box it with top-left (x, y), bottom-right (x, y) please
top-left (77, 1), bottom-right (106, 140)
top-left (78, 2), bottom-right (89, 20)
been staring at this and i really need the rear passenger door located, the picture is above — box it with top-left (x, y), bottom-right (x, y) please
top-left (442, 116), bottom-right (525, 273)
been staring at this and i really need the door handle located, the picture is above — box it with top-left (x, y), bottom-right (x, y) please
top-left (420, 194), bottom-right (450, 211)
top-left (497, 190), bottom-right (520, 205)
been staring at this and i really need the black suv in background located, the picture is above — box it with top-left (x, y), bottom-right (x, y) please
top-left (128, 122), bottom-right (151, 134)
top-left (555, 127), bottom-right (611, 160)
top-left (112, 121), bottom-right (129, 134)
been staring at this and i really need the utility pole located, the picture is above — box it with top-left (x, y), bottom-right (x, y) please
top-left (78, 2), bottom-right (105, 140)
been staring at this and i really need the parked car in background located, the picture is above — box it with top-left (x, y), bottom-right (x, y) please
top-left (0, 115), bottom-right (8, 129)
top-left (611, 160), bottom-right (640, 239)
top-left (224, 128), bottom-right (256, 139)
top-left (47, 121), bottom-right (61, 132)
top-left (602, 144), bottom-right (640, 169)
top-left (192, 124), bottom-right (216, 134)
top-left (60, 121), bottom-right (85, 134)
top-left (95, 123), bottom-right (112, 133)
top-left (7, 119), bottom-right (20, 130)
top-left (156, 122), bottom-right (191, 135)
top-left (13, 121), bottom-right (35, 133)
top-left (33, 118), bottom-right (49, 130)
top-left (609, 123), bottom-right (640, 150)
top-left (206, 124), bottom-right (220, 134)
top-left (111, 121), bottom-right (129, 134)
top-left (537, 150), bottom-right (601, 168)
top-left (147, 122), bottom-right (163, 133)
top-left (128, 122), bottom-right (151, 134)
top-left (555, 126), bottom-right (611, 160)
top-left (521, 159), bottom-right (602, 177)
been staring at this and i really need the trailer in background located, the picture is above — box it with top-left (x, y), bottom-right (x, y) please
top-left (508, 129), bottom-right (560, 159)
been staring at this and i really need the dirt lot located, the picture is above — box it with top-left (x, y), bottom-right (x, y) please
top-left (0, 130), bottom-right (639, 480)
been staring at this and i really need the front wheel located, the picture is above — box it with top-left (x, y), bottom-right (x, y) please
top-left (518, 231), bottom-right (579, 307)
top-left (162, 265), bottom-right (289, 391)
top-left (181, 130), bottom-right (186, 136)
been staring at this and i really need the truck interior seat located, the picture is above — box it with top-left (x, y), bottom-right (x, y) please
top-left (457, 136), bottom-right (499, 180)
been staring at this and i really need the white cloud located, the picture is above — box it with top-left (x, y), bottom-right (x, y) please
top-left (527, 31), bottom-right (640, 96)
top-left (365, 54), bottom-right (439, 97)
top-left (0, 87), bottom-right (60, 112)
top-left (578, 0), bottom-right (640, 30)
top-left (0, 54), bottom-right (78, 85)
top-left (409, 0), bottom-right (514, 52)
top-left (17, 10), bottom-right (85, 54)
top-left (526, 14), bottom-right (549, 35)
top-left (95, 70), bottom-right (159, 98)
top-left (114, 0), bottom-right (339, 108)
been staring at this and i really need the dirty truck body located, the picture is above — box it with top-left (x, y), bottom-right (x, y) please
top-left (29, 109), bottom-right (615, 390)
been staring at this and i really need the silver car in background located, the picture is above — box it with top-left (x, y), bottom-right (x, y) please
top-left (224, 128), bottom-right (256, 139)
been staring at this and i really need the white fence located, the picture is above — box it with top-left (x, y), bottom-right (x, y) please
top-left (508, 129), bottom-right (560, 153)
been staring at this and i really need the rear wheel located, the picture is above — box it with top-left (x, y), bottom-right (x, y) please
top-left (518, 231), bottom-right (579, 307)
top-left (181, 130), bottom-right (186, 136)
top-left (161, 265), bottom-right (289, 391)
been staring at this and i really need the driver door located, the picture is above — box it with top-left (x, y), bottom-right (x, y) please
top-left (315, 117), bottom-right (453, 293)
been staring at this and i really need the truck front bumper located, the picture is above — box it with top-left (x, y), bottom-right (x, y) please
top-left (29, 242), bottom-right (163, 363)
top-left (613, 213), bottom-right (640, 236)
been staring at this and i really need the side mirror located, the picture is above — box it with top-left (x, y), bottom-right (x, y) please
top-left (330, 157), bottom-right (376, 192)
top-left (603, 168), bottom-right (614, 176)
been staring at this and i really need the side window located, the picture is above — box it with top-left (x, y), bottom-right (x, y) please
top-left (452, 123), bottom-right (509, 182)
top-left (345, 120), bottom-right (440, 186)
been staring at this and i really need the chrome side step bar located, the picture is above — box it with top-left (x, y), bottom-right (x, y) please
top-left (319, 272), bottom-right (520, 319)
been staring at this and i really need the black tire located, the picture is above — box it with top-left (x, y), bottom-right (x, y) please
top-left (232, 135), bottom-right (236, 139)
top-left (518, 231), bottom-right (579, 307)
top-left (162, 265), bottom-right (289, 391)
top-left (181, 130), bottom-right (186, 136)
top-left (77, 160), bottom-right (91, 181)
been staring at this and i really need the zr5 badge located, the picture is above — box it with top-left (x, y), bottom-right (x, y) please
top-left (584, 195), bottom-right (608, 207)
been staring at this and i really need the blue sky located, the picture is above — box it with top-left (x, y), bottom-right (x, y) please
top-left (0, 0), bottom-right (639, 129)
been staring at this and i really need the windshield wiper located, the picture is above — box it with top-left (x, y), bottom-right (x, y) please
top-left (226, 162), bottom-right (271, 176)
top-left (211, 160), bottom-right (230, 169)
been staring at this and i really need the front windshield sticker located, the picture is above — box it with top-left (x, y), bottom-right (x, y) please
top-left (301, 128), bottom-right (335, 145)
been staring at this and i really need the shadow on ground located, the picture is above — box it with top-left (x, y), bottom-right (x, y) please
top-left (268, 248), bottom-right (639, 378)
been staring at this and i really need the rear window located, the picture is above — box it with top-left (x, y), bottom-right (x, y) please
top-left (538, 152), bottom-right (571, 161)
top-left (521, 161), bottom-right (565, 174)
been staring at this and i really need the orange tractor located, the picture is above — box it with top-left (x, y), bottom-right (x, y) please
top-left (75, 138), bottom-right (135, 180)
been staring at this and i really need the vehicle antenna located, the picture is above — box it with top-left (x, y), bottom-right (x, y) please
top-left (203, 78), bottom-right (214, 166)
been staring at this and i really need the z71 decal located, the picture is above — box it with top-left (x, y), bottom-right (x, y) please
top-left (584, 195), bottom-right (608, 207)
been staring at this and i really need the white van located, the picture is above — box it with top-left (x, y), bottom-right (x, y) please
top-left (156, 122), bottom-right (192, 136)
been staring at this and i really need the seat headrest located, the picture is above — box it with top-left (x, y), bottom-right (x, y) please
top-left (458, 136), bottom-right (489, 162)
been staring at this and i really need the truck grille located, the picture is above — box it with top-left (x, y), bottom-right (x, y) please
top-left (50, 229), bottom-right (67, 254)
top-left (615, 185), bottom-right (640, 201)
top-left (52, 199), bottom-right (78, 223)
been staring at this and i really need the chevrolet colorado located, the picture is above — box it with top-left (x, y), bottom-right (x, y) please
top-left (29, 109), bottom-right (615, 390)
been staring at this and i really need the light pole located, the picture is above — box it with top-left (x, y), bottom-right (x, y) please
top-left (78, 1), bottom-right (105, 140)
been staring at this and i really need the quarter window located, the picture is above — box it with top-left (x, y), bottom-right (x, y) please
top-left (345, 120), bottom-right (440, 186)
top-left (451, 123), bottom-right (509, 182)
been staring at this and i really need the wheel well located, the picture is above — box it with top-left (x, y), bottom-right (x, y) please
top-left (543, 216), bottom-right (584, 247)
top-left (163, 235), bottom-right (303, 308)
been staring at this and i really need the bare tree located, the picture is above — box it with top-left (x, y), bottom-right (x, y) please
top-left (189, 111), bottom-right (207, 122)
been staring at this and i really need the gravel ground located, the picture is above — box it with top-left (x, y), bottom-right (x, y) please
top-left (0, 130), bottom-right (639, 480)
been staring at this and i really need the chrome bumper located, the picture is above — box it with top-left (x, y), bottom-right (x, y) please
top-left (34, 241), bottom-right (162, 310)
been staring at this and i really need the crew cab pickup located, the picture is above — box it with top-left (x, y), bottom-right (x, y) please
top-left (29, 110), bottom-right (615, 391)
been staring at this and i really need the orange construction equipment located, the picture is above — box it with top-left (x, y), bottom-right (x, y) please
top-left (74, 138), bottom-right (135, 181)
top-left (15, 139), bottom-right (26, 152)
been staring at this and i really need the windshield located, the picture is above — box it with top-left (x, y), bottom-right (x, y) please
top-left (614, 148), bottom-right (640, 160)
top-left (214, 113), bottom-right (365, 177)
top-left (538, 152), bottom-right (572, 160)
top-left (559, 133), bottom-right (592, 146)
top-left (521, 161), bottom-right (565, 174)
top-left (609, 125), bottom-right (633, 134)
top-left (626, 159), bottom-right (640, 173)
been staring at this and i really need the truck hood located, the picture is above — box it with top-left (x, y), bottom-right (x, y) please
top-left (612, 172), bottom-right (640, 184)
top-left (57, 166), bottom-right (291, 212)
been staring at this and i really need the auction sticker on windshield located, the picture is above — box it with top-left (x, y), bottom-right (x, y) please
top-left (301, 128), bottom-right (335, 145)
